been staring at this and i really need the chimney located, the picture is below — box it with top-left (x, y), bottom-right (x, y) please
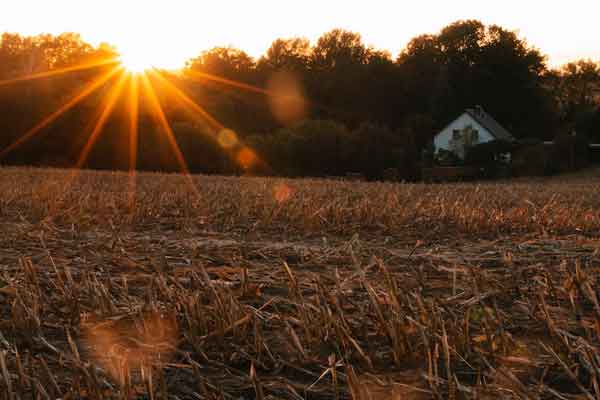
top-left (474, 105), bottom-right (484, 116)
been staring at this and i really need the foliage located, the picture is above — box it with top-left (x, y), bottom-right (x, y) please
top-left (434, 149), bottom-right (463, 166)
top-left (465, 140), bottom-right (515, 167)
top-left (311, 29), bottom-right (369, 70)
top-left (186, 47), bottom-right (255, 81)
top-left (547, 60), bottom-right (600, 142)
top-left (512, 144), bottom-right (550, 176)
top-left (464, 140), bottom-right (513, 177)
top-left (257, 37), bottom-right (311, 73)
top-left (548, 132), bottom-right (590, 173)
top-left (396, 20), bottom-right (558, 140)
top-left (248, 120), bottom-right (419, 180)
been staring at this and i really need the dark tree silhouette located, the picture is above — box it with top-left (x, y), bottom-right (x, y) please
top-left (257, 38), bottom-right (311, 73)
top-left (0, 22), bottom-right (597, 178)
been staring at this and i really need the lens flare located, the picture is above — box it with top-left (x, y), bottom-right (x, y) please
top-left (237, 147), bottom-right (258, 170)
top-left (274, 183), bottom-right (293, 203)
top-left (217, 129), bottom-right (239, 149)
top-left (82, 312), bottom-right (178, 385)
top-left (267, 72), bottom-right (307, 126)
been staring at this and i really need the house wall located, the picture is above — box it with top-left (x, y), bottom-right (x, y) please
top-left (434, 113), bottom-right (495, 159)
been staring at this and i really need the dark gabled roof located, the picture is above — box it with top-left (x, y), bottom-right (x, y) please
top-left (465, 106), bottom-right (516, 142)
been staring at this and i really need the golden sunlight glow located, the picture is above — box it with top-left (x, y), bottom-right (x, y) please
top-left (5, 1), bottom-right (600, 67)
top-left (119, 52), bottom-right (154, 73)
top-left (116, 37), bottom-right (187, 72)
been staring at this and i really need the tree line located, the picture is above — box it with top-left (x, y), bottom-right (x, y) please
top-left (0, 21), bottom-right (599, 180)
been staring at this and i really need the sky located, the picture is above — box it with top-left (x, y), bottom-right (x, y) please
top-left (1, 0), bottom-right (599, 69)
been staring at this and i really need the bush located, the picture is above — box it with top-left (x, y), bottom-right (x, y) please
top-left (249, 120), bottom-right (421, 180)
top-left (465, 140), bottom-right (512, 165)
top-left (464, 140), bottom-right (513, 178)
top-left (251, 119), bottom-right (353, 177)
top-left (511, 144), bottom-right (549, 176)
top-left (352, 122), bottom-right (419, 181)
top-left (548, 133), bottom-right (589, 173)
top-left (434, 149), bottom-right (463, 167)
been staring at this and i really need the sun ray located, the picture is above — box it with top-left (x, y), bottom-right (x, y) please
top-left (184, 70), bottom-right (272, 97)
top-left (74, 72), bottom-right (128, 170)
top-left (127, 74), bottom-right (139, 216)
top-left (184, 69), bottom-right (308, 108)
top-left (148, 70), bottom-right (224, 132)
top-left (51, 72), bottom-right (127, 216)
top-left (139, 73), bottom-right (199, 196)
top-left (46, 70), bottom-right (127, 220)
top-left (0, 66), bottom-right (123, 159)
top-left (140, 74), bottom-right (189, 174)
top-left (150, 70), bottom-right (270, 173)
top-left (0, 58), bottom-right (119, 87)
top-left (183, 69), bottom-right (348, 123)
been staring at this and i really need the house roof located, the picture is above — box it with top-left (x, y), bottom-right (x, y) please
top-left (465, 106), bottom-right (516, 142)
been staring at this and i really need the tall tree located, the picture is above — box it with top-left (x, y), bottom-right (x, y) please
top-left (186, 47), bottom-right (256, 81)
top-left (311, 29), bottom-right (369, 70)
top-left (397, 20), bottom-right (555, 139)
top-left (257, 38), bottom-right (311, 73)
top-left (549, 60), bottom-right (600, 139)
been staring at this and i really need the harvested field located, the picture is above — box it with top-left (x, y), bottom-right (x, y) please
top-left (1, 166), bottom-right (600, 399)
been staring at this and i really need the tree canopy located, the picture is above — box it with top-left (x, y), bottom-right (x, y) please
top-left (0, 21), bottom-right (598, 179)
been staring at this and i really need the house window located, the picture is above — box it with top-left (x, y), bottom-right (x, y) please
top-left (472, 130), bottom-right (479, 143)
top-left (452, 129), bottom-right (460, 140)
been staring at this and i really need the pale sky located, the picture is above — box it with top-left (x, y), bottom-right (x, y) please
top-left (1, 0), bottom-right (599, 69)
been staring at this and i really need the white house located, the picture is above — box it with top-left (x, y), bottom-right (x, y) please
top-left (433, 106), bottom-right (516, 159)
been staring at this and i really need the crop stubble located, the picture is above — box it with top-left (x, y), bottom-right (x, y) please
top-left (0, 167), bottom-right (599, 399)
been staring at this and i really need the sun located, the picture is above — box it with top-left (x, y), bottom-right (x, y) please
top-left (117, 41), bottom-right (188, 73)
top-left (119, 52), bottom-right (154, 74)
